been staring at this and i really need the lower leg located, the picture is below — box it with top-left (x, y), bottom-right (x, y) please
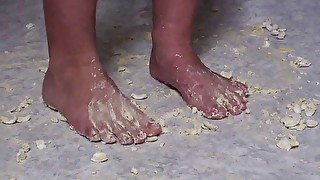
top-left (150, 0), bottom-right (248, 119)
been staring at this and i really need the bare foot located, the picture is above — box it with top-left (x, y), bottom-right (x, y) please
top-left (150, 45), bottom-right (248, 119)
top-left (43, 54), bottom-right (161, 144)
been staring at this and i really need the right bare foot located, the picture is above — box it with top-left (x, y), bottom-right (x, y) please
top-left (42, 54), bottom-right (161, 145)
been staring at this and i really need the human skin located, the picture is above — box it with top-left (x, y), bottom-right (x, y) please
top-left (42, 0), bottom-right (248, 145)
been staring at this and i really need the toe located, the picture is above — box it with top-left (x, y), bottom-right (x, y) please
top-left (140, 120), bottom-right (162, 136)
top-left (121, 117), bottom-right (147, 144)
top-left (225, 90), bottom-right (243, 115)
top-left (126, 104), bottom-right (162, 136)
top-left (232, 81), bottom-right (249, 97)
top-left (204, 103), bottom-right (228, 119)
top-left (211, 105), bottom-right (228, 119)
top-left (100, 130), bottom-right (117, 144)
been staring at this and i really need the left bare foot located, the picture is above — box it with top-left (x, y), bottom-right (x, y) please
top-left (150, 44), bottom-right (248, 119)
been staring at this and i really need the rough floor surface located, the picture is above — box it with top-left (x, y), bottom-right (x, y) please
top-left (1, 0), bottom-right (320, 179)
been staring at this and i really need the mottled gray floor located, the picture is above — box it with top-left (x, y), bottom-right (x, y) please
top-left (1, 0), bottom-right (320, 179)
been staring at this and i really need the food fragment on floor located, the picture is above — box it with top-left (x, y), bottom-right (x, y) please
top-left (281, 114), bottom-right (301, 128)
top-left (305, 120), bottom-right (318, 128)
top-left (1, 116), bottom-right (17, 125)
top-left (262, 18), bottom-right (286, 40)
top-left (262, 38), bottom-right (270, 48)
top-left (279, 99), bottom-right (319, 131)
top-left (1, 114), bottom-right (31, 125)
top-left (146, 136), bottom-right (158, 142)
top-left (287, 99), bottom-right (318, 117)
top-left (245, 108), bottom-right (251, 114)
top-left (163, 108), bottom-right (183, 118)
top-left (126, 79), bottom-right (133, 85)
top-left (190, 106), bottom-right (204, 116)
top-left (289, 122), bottom-right (307, 131)
top-left (201, 121), bottom-right (218, 131)
top-left (118, 66), bottom-right (126, 72)
top-left (21, 143), bottom-right (31, 152)
top-left (220, 71), bottom-right (233, 79)
top-left (183, 128), bottom-right (202, 136)
top-left (35, 140), bottom-right (47, 150)
top-left (91, 152), bottom-right (108, 163)
top-left (38, 66), bottom-right (47, 73)
top-left (131, 167), bottom-right (139, 175)
top-left (276, 134), bottom-right (299, 151)
top-left (16, 149), bottom-right (27, 164)
top-left (50, 117), bottom-right (59, 123)
top-left (172, 108), bottom-right (182, 117)
top-left (289, 57), bottom-right (312, 68)
top-left (159, 142), bottom-right (165, 147)
top-left (131, 93), bottom-right (148, 100)
top-left (17, 115), bottom-right (31, 123)
top-left (131, 146), bottom-right (138, 151)
top-left (10, 97), bottom-right (33, 113)
top-left (25, 23), bottom-right (35, 30)
top-left (16, 143), bottom-right (31, 164)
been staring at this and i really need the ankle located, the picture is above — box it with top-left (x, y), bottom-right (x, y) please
top-left (152, 27), bottom-right (192, 47)
top-left (48, 52), bottom-right (99, 71)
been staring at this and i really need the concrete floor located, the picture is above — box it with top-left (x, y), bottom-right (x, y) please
top-left (1, 0), bottom-right (320, 179)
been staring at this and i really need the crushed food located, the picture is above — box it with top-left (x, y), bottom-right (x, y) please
top-left (91, 152), bottom-right (108, 163)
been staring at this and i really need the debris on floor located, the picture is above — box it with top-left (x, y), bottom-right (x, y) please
top-left (25, 23), bottom-right (35, 30)
top-left (305, 120), bottom-right (318, 128)
top-left (35, 140), bottom-right (47, 150)
top-left (276, 134), bottom-right (299, 151)
top-left (131, 146), bottom-right (138, 151)
top-left (38, 66), bottom-right (47, 73)
top-left (146, 136), bottom-right (158, 142)
top-left (289, 57), bottom-right (312, 68)
top-left (190, 106), bottom-right (204, 116)
top-left (262, 37), bottom-right (270, 48)
top-left (1, 115), bottom-right (17, 125)
top-left (9, 97), bottom-right (33, 113)
top-left (17, 115), bottom-right (31, 123)
top-left (220, 71), bottom-right (233, 79)
top-left (159, 142), bottom-right (165, 147)
top-left (163, 108), bottom-right (182, 118)
top-left (262, 18), bottom-right (286, 40)
top-left (118, 66), bottom-right (126, 72)
top-left (287, 99), bottom-right (318, 117)
top-left (182, 128), bottom-right (202, 136)
top-left (130, 167), bottom-right (139, 175)
top-left (131, 93), bottom-right (148, 100)
top-left (16, 143), bottom-right (31, 164)
top-left (1, 114), bottom-right (31, 125)
top-left (91, 152), bottom-right (108, 163)
top-left (201, 121), bottom-right (218, 131)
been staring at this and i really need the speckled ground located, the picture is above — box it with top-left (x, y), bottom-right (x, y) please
top-left (1, 0), bottom-right (320, 179)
